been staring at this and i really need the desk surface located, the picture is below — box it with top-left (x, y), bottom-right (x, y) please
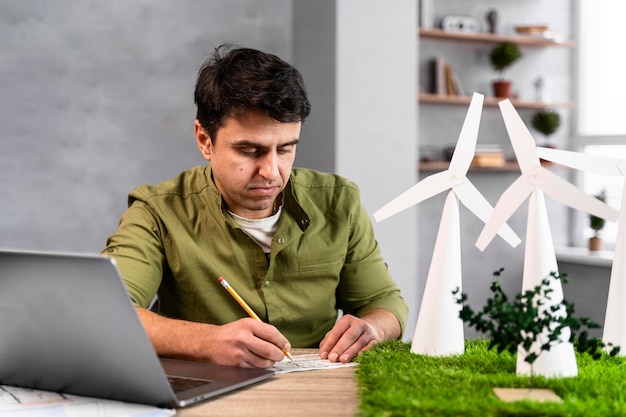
top-left (177, 349), bottom-right (358, 417)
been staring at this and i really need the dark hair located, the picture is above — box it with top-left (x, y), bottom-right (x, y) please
top-left (194, 44), bottom-right (311, 141)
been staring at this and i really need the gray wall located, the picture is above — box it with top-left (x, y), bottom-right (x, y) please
top-left (0, 0), bottom-right (292, 253)
top-left (558, 261), bottom-right (611, 338)
top-left (292, 0), bottom-right (420, 338)
top-left (1, 0), bottom-right (420, 339)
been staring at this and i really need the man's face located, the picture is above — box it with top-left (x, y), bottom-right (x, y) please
top-left (195, 110), bottom-right (301, 219)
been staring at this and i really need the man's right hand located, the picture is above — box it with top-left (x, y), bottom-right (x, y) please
top-left (135, 307), bottom-right (290, 368)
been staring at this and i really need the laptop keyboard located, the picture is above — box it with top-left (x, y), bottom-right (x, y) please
top-left (167, 376), bottom-right (214, 393)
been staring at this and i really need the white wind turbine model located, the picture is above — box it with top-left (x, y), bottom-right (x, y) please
top-left (536, 146), bottom-right (626, 354)
top-left (476, 100), bottom-right (619, 377)
top-left (375, 92), bottom-right (521, 356)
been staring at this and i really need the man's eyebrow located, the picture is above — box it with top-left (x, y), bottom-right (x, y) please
top-left (232, 139), bottom-right (300, 149)
top-left (280, 139), bottom-right (300, 147)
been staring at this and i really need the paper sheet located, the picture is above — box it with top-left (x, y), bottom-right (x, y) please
top-left (0, 385), bottom-right (174, 417)
top-left (268, 353), bottom-right (357, 374)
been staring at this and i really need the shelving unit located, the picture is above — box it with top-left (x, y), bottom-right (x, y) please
top-left (419, 93), bottom-right (575, 109)
top-left (419, 161), bottom-right (520, 172)
top-left (419, 28), bottom-right (576, 109)
top-left (419, 28), bottom-right (576, 48)
top-left (418, 23), bottom-right (576, 173)
top-left (418, 160), bottom-right (563, 173)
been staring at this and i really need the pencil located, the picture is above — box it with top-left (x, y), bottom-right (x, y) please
top-left (218, 276), bottom-right (297, 364)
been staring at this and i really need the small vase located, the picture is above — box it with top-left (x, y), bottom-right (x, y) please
top-left (493, 80), bottom-right (512, 98)
top-left (589, 236), bottom-right (602, 252)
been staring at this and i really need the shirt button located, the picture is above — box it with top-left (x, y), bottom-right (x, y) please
top-left (264, 281), bottom-right (271, 287)
top-left (277, 238), bottom-right (285, 244)
top-left (301, 219), bottom-right (309, 225)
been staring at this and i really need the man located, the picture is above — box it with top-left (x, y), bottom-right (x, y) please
top-left (102, 45), bottom-right (408, 369)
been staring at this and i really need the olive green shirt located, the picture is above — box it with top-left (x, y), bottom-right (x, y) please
top-left (103, 165), bottom-right (408, 347)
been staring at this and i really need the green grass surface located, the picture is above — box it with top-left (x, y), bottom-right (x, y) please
top-left (355, 339), bottom-right (626, 417)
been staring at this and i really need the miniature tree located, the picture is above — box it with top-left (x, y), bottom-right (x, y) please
top-left (531, 109), bottom-right (561, 146)
top-left (489, 42), bottom-right (522, 79)
top-left (589, 191), bottom-right (607, 251)
top-left (589, 191), bottom-right (607, 237)
top-left (489, 42), bottom-right (522, 98)
top-left (454, 269), bottom-right (618, 385)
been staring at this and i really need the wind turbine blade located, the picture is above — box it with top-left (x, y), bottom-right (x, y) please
top-left (537, 147), bottom-right (622, 176)
top-left (374, 170), bottom-right (462, 222)
top-left (454, 180), bottom-right (521, 247)
top-left (449, 92), bottom-right (484, 174)
top-left (618, 159), bottom-right (626, 176)
top-left (531, 165), bottom-right (619, 221)
top-left (475, 177), bottom-right (535, 251)
top-left (499, 99), bottom-right (540, 170)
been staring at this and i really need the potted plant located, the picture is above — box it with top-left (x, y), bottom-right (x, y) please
top-left (489, 41), bottom-right (522, 98)
top-left (531, 109), bottom-right (561, 145)
top-left (589, 191), bottom-right (607, 251)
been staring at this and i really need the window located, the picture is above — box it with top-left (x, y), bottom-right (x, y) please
top-left (577, 1), bottom-right (626, 135)
top-left (574, 1), bottom-right (626, 250)
top-left (579, 145), bottom-right (624, 248)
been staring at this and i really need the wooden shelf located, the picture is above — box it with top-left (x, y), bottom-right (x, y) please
top-left (419, 160), bottom-right (565, 172)
top-left (419, 28), bottom-right (576, 48)
top-left (419, 161), bottom-right (521, 172)
top-left (419, 93), bottom-right (576, 109)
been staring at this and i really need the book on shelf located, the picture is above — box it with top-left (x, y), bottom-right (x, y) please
top-left (432, 56), bottom-right (463, 96)
top-left (471, 144), bottom-right (506, 167)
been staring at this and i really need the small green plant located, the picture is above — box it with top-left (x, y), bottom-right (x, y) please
top-left (453, 269), bottom-right (619, 383)
top-left (489, 42), bottom-right (522, 79)
top-left (531, 109), bottom-right (561, 138)
top-left (589, 191), bottom-right (607, 237)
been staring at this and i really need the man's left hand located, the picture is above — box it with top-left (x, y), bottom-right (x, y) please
top-left (318, 308), bottom-right (400, 363)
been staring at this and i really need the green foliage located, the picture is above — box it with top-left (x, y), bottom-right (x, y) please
top-left (531, 109), bottom-right (561, 137)
top-left (454, 269), bottom-right (561, 368)
top-left (453, 269), bottom-right (619, 368)
top-left (489, 42), bottom-right (522, 75)
top-left (355, 339), bottom-right (626, 417)
top-left (589, 191), bottom-right (607, 234)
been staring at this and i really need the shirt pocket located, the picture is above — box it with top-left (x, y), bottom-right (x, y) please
top-left (295, 255), bottom-right (345, 275)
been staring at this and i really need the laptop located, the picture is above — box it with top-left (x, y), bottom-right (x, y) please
top-left (0, 249), bottom-right (274, 408)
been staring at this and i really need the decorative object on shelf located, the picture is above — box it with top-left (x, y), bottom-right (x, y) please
top-left (589, 191), bottom-right (607, 251)
top-left (531, 108), bottom-right (560, 146)
top-left (485, 9), bottom-right (498, 34)
top-left (533, 75), bottom-right (552, 102)
top-left (515, 25), bottom-right (564, 43)
top-left (419, 0), bottom-right (434, 29)
top-left (534, 146), bottom-right (626, 354)
top-left (515, 25), bottom-right (549, 36)
top-left (471, 144), bottom-right (505, 168)
top-left (476, 99), bottom-right (619, 377)
top-left (374, 93), bottom-right (520, 357)
top-left (441, 15), bottom-right (481, 34)
top-left (489, 42), bottom-right (522, 98)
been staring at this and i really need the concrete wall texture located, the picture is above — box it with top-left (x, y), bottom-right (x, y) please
top-left (0, 0), bottom-right (291, 252)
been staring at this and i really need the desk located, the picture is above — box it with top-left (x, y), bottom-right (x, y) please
top-left (177, 349), bottom-right (358, 417)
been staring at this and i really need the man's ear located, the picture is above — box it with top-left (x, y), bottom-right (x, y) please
top-left (195, 119), bottom-right (212, 160)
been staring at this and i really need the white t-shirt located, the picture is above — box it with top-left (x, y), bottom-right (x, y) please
top-left (228, 206), bottom-right (282, 254)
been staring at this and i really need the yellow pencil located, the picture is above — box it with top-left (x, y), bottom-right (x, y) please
top-left (218, 276), bottom-right (297, 364)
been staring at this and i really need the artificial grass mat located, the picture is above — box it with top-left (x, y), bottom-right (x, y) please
top-left (354, 339), bottom-right (626, 416)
